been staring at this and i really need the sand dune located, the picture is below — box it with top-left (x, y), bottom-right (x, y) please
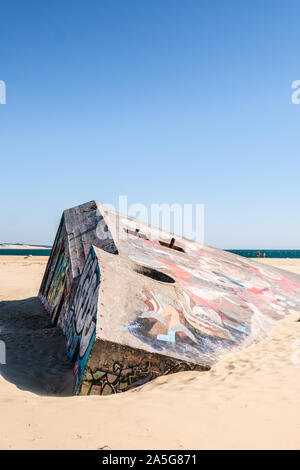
top-left (256, 257), bottom-right (300, 275)
top-left (0, 256), bottom-right (299, 449)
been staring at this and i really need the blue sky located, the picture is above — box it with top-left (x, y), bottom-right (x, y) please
top-left (0, 0), bottom-right (299, 249)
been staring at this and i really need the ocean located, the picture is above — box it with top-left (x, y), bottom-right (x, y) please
top-left (227, 250), bottom-right (300, 258)
top-left (0, 248), bottom-right (299, 258)
top-left (0, 249), bottom-right (52, 256)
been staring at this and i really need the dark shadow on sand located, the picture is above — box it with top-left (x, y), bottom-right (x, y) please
top-left (0, 297), bottom-right (74, 396)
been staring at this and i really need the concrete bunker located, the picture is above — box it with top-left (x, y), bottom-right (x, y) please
top-left (39, 200), bottom-right (300, 395)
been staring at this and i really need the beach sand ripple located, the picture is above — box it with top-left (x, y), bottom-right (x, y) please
top-left (0, 256), bottom-right (299, 449)
top-left (0, 297), bottom-right (74, 396)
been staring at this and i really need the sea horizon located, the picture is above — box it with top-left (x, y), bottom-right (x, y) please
top-left (0, 248), bottom-right (300, 258)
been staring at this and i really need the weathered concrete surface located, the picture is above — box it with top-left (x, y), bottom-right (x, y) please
top-left (39, 200), bottom-right (300, 395)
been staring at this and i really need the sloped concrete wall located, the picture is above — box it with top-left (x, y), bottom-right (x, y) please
top-left (39, 201), bottom-right (117, 326)
top-left (79, 338), bottom-right (208, 396)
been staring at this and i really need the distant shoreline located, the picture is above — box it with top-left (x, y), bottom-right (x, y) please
top-left (227, 249), bottom-right (300, 259)
top-left (0, 248), bottom-right (52, 256)
top-left (0, 244), bottom-right (52, 250)
top-left (0, 247), bottom-right (299, 258)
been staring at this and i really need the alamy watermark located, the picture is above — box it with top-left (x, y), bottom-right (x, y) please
top-left (291, 339), bottom-right (300, 365)
top-left (291, 80), bottom-right (300, 104)
top-left (0, 80), bottom-right (6, 104)
top-left (96, 196), bottom-right (205, 244)
top-left (0, 329), bottom-right (6, 364)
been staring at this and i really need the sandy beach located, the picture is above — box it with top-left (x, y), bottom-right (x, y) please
top-left (255, 258), bottom-right (300, 276)
top-left (0, 255), bottom-right (299, 450)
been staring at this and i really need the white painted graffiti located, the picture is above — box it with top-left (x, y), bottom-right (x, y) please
top-left (291, 339), bottom-right (300, 365)
top-left (72, 251), bottom-right (100, 359)
top-left (0, 329), bottom-right (6, 364)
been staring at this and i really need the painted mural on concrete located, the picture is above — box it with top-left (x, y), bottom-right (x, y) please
top-left (122, 230), bottom-right (300, 359)
top-left (78, 341), bottom-right (208, 396)
top-left (127, 287), bottom-right (236, 361)
top-left (46, 253), bottom-right (68, 314)
top-left (39, 217), bottom-right (73, 325)
top-left (39, 202), bottom-right (112, 394)
top-left (39, 201), bottom-right (300, 396)
top-left (61, 247), bottom-right (101, 392)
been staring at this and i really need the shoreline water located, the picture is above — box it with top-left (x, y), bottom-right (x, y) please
top-left (1, 248), bottom-right (300, 258)
top-left (227, 249), bottom-right (300, 258)
top-left (0, 249), bottom-right (52, 256)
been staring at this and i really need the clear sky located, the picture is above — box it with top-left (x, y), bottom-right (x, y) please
top-left (0, 0), bottom-right (299, 249)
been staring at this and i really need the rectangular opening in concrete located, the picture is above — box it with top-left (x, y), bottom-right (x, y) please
top-left (159, 239), bottom-right (185, 253)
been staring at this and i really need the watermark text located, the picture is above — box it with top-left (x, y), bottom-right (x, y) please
top-left (0, 329), bottom-right (6, 364)
top-left (0, 80), bottom-right (6, 104)
top-left (291, 80), bottom-right (300, 104)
